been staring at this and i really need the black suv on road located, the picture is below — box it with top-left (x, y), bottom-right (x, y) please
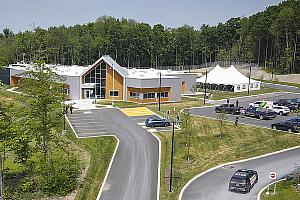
top-left (215, 104), bottom-right (242, 114)
top-left (244, 107), bottom-right (277, 120)
top-left (229, 169), bottom-right (258, 193)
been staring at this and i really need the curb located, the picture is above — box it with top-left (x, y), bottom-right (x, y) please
top-left (257, 178), bottom-right (286, 200)
top-left (179, 145), bottom-right (300, 200)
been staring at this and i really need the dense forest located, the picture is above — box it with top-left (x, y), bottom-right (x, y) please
top-left (0, 0), bottom-right (300, 74)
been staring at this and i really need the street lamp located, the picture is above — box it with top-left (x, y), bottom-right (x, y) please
top-left (248, 65), bottom-right (252, 95)
top-left (112, 63), bottom-right (115, 106)
top-left (169, 118), bottom-right (181, 192)
top-left (158, 72), bottom-right (161, 111)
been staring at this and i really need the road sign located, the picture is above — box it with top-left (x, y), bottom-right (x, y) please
top-left (269, 172), bottom-right (277, 180)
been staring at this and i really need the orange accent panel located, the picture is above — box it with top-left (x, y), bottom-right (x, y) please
top-left (11, 76), bottom-right (21, 86)
top-left (106, 64), bottom-right (124, 101)
top-left (182, 81), bottom-right (186, 94)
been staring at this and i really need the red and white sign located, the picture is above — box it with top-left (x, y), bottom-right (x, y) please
top-left (269, 172), bottom-right (277, 180)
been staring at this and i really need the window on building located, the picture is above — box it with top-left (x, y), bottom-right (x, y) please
top-left (64, 88), bottom-right (70, 95)
top-left (143, 92), bottom-right (156, 99)
top-left (157, 92), bottom-right (168, 98)
top-left (130, 92), bottom-right (139, 99)
top-left (109, 90), bottom-right (119, 97)
top-left (250, 83), bottom-right (253, 88)
top-left (147, 93), bottom-right (155, 99)
top-left (242, 84), bottom-right (246, 89)
top-left (255, 83), bottom-right (259, 88)
top-left (237, 85), bottom-right (241, 90)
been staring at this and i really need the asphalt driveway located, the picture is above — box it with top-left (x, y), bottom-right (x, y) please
top-left (67, 108), bottom-right (159, 200)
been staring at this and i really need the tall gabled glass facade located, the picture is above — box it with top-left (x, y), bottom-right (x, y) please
top-left (83, 62), bottom-right (106, 99)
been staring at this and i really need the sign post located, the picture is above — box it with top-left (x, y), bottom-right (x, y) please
top-left (269, 172), bottom-right (277, 195)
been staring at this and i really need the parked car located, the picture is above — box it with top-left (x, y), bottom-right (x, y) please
top-left (273, 99), bottom-right (298, 111)
top-left (271, 121), bottom-right (299, 133)
top-left (244, 107), bottom-right (277, 120)
top-left (249, 100), bottom-right (273, 109)
top-left (290, 98), bottom-right (300, 107)
top-left (215, 104), bottom-right (243, 114)
top-left (270, 106), bottom-right (290, 115)
top-left (288, 118), bottom-right (300, 126)
top-left (229, 169), bottom-right (258, 193)
top-left (145, 116), bottom-right (171, 127)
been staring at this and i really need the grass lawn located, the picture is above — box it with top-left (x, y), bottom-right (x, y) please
top-left (205, 87), bottom-right (281, 100)
top-left (156, 116), bottom-right (300, 200)
top-left (261, 179), bottom-right (300, 200)
top-left (66, 128), bottom-right (117, 200)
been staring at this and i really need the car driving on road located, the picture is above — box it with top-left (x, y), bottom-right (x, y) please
top-left (271, 120), bottom-right (299, 133)
top-left (215, 104), bottom-right (242, 114)
top-left (270, 105), bottom-right (290, 115)
top-left (229, 169), bottom-right (258, 193)
top-left (244, 107), bottom-right (277, 120)
top-left (145, 116), bottom-right (171, 127)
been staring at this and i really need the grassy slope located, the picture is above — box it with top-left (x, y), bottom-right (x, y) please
top-left (156, 116), bottom-right (300, 200)
top-left (1, 88), bottom-right (117, 200)
top-left (261, 179), bottom-right (300, 200)
top-left (66, 127), bottom-right (117, 200)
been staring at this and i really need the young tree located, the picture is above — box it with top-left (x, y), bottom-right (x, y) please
top-left (20, 62), bottom-right (64, 160)
top-left (217, 111), bottom-right (228, 138)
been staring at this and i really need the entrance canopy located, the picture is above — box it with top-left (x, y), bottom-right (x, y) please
top-left (196, 65), bottom-right (261, 92)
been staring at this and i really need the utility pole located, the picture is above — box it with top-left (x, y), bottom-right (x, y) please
top-left (169, 121), bottom-right (175, 192)
top-left (204, 71), bottom-right (208, 105)
top-left (158, 73), bottom-right (161, 111)
top-left (0, 157), bottom-right (3, 200)
top-left (248, 65), bottom-right (252, 95)
top-left (112, 64), bottom-right (115, 106)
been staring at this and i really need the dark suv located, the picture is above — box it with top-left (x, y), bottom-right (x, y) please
top-left (229, 169), bottom-right (258, 193)
top-left (145, 116), bottom-right (171, 127)
top-left (215, 104), bottom-right (242, 114)
top-left (244, 107), bottom-right (277, 120)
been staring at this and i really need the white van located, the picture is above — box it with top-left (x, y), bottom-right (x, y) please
top-left (249, 101), bottom-right (273, 109)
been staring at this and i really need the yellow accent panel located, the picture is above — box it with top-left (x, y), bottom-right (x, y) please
top-left (120, 107), bottom-right (155, 117)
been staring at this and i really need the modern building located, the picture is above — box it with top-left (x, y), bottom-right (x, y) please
top-left (1, 56), bottom-right (197, 103)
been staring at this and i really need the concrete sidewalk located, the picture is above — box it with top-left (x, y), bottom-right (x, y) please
top-left (65, 99), bottom-right (113, 110)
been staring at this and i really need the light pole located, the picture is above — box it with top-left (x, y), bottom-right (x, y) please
top-left (248, 65), bottom-right (252, 95)
top-left (158, 72), bottom-right (161, 111)
top-left (112, 63), bottom-right (115, 106)
top-left (169, 121), bottom-right (175, 192)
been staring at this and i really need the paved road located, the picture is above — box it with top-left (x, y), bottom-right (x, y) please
top-left (192, 92), bottom-right (300, 129)
top-left (67, 108), bottom-right (159, 200)
top-left (181, 147), bottom-right (300, 200)
top-left (263, 82), bottom-right (300, 93)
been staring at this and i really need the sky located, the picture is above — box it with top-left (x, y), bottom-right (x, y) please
top-left (0, 0), bottom-right (283, 33)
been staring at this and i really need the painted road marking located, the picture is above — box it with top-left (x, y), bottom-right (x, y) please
top-left (121, 107), bottom-right (155, 117)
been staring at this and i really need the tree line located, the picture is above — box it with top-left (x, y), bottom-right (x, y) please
top-left (0, 0), bottom-right (300, 74)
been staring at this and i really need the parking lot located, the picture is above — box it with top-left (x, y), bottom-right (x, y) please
top-left (190, 92), bottom-right (300, 130)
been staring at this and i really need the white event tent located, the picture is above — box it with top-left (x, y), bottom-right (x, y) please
top-left (196, 65), bottom-right (261, 92)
